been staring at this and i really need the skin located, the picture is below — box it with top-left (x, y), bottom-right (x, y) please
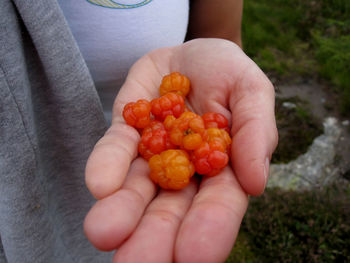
top-left (84, 39), bottom-right (278, 262)
top-left (186, 0), bottom-right (243, 47)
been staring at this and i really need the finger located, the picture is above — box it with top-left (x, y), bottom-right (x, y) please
top-left (230, 65), bottom-right (278, 196)
top-left (113, 180), bottom-right (198, 263)
top-left (170, 39), bottom-right (277, 196)
top-left (85, 123), bottom-right (140, 199)
top-left (112, 48), bottom-right (175, 124)
top-left (84, 158), bottom-right (157, 251)
top-left (175, 167), bottom-right (248, 263)
top-left (85, 50), bottom-right (173, 199)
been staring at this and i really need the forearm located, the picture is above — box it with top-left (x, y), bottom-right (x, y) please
top-left (186, 0), bottom-right (243, 47)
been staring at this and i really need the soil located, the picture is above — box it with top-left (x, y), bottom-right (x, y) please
top-left (272, 96), bottom-right (323, 163)
top-left (273, 78), bottom-right (350, 179)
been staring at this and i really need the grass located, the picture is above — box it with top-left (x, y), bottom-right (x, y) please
top-left (314, 33), bottom-right (350, 113)
top-left (226, 184), bottom-right (350, 262)
top-left (242, 0), bottom-right (350, 115)
top-left (242, 0), bottom-right (315, 78)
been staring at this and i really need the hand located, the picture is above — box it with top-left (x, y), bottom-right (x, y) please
top-left (84, 38), bottom-right (278, 263)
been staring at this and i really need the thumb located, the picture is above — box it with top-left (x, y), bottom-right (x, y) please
top-left (85, 50), bottom-right (171, 199)
top-left (230, 66), bottom-right (278, 196)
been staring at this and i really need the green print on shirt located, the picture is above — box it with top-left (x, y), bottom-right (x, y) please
top-left (86, 0), bottom-right (153, 9)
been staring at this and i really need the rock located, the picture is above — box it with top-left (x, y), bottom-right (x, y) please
top-left (282, 102), bottom-right (297, 109)
top-left (268, 117), bottom-right (342, 191)
top-left (342, 120), bottom-right (349, 126)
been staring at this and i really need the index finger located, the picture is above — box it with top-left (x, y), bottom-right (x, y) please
top-left (85, 50), bottom-right (173, 199)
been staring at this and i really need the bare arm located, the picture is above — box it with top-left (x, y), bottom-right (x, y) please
top-left (186, 0), bottom-right (243, 47)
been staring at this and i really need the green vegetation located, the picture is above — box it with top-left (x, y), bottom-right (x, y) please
top-left (315, 34), bottom-right (350, 112)
top-left (242, 0), bottom-right (350, 115)
top-left (226, 184), bottom-right (350, 262)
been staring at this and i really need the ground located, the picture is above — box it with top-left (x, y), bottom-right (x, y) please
top-left (226, 79), bottom-right (350, 263)
top-left (273, 78), bottom-right (350, 182)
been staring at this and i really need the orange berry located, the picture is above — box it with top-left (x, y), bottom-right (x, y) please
top-left (138, 121), bottom-right (175, 160)
top-left (202, 112), bottom-right (229, 130)
top-left (183, 133), bottom-right (203, 150)
top-left (151, 92), bottom-right (185, 121)
top-left (191, 127), bottom-right (232, 176)
top-left (149, 149), bottom-right (195, 190)
top-left (122, 99), bottom-right (151, 129)
top-left (192, 142), bottom-right (229, 177)
top-left (159, 72), bottom-right (190, 97)
top-left (206, 128), bottom-right (232, 152)
top-left (168, 112), bottom-right (207, 151)
top-left (163, 115), bottom-right (176, 130)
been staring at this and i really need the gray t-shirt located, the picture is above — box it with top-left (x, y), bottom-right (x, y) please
top-left (0, 1), bottom-right (112, 262)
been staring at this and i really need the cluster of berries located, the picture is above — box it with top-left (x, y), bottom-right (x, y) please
top-left (122, 72), bottom-right (232, 190)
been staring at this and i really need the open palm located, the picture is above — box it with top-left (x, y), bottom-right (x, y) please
top-left (84, 39), bottom-right (278, 263)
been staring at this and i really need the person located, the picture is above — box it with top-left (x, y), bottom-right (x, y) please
top-left (0, 1), bottom-right (277, 263)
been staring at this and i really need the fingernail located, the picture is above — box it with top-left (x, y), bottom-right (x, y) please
top-left (264, 157), bottom-right (270, 189)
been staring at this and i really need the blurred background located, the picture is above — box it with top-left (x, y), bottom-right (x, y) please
top-left (226, 0), bottom-right (350, 262)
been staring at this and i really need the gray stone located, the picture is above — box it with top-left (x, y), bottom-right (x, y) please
top-left (282, 101), bottom-right (297, 109)
top-left (268, 117), bottom-right (343, 190)
top-left (342, 120), bottom-right (349, 126)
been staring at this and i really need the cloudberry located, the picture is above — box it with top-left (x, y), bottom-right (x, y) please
top-left (206, 128), bottom-right (232, 153)
top-left (202, 112), bottom-right (229, 132)
top-left (151, 92), bottom-right (185, 121)
top-left (159, 72), bottom-right (190, 97)
top-left (121, 72), bottom-right (234, 189)
top-left (167, 112), bottom-right (207, 150)
top-left (192, 141), bottom-right (229, 177)
top-left (163, 115), bottom-right (177, 131)
top-left (149, 149), bottom-right (195, 190)
top-left (138, 121), bottom-right (174, 160)
top-left (122, 99), bottom-right (151, 129)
